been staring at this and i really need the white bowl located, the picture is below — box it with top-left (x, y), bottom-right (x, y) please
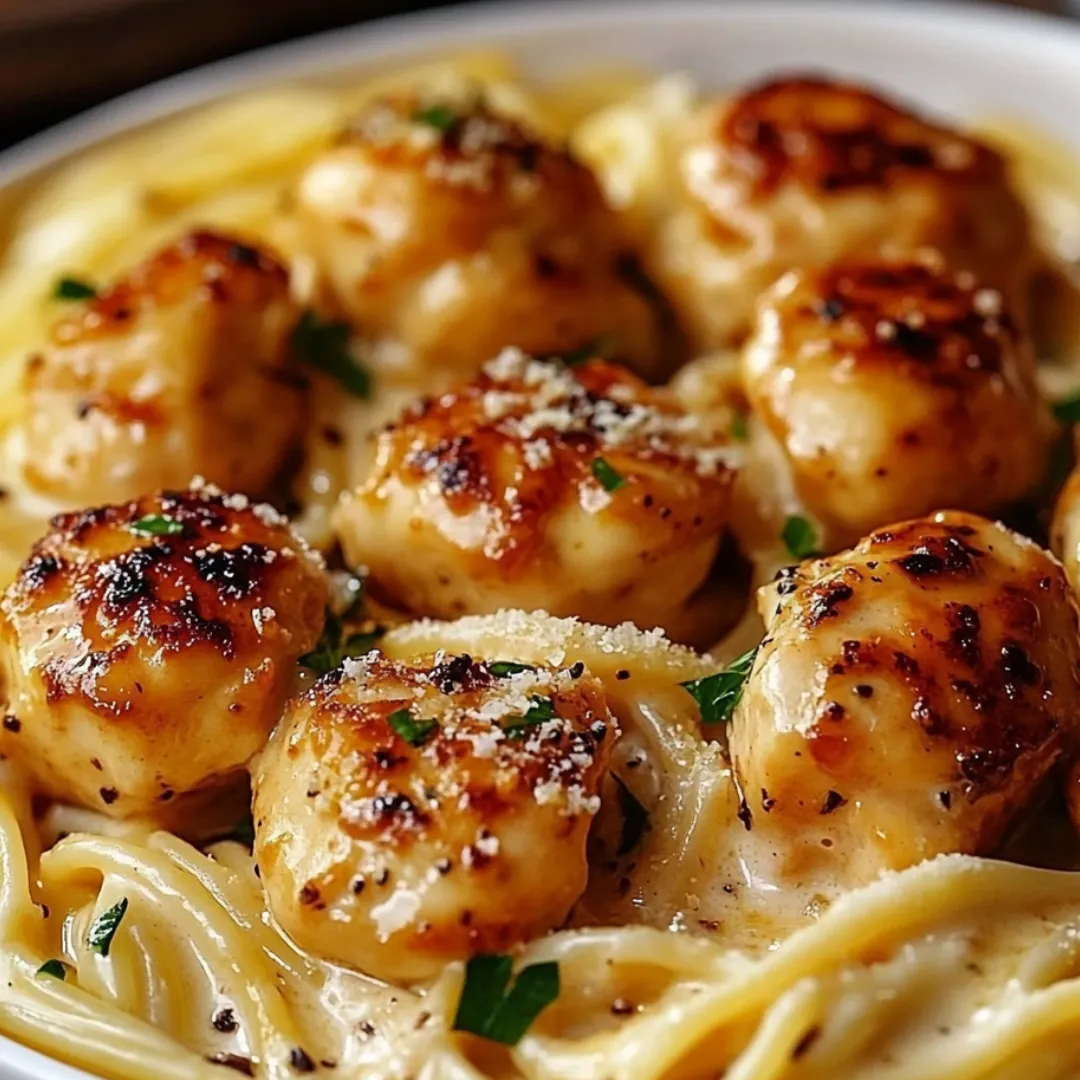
top-left (2, 1), bottom-right (1079, 1077)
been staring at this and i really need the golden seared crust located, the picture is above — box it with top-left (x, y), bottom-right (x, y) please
top-left (743, 256), bottom-right (1051, 540)
top-left (647, 75), bottom-right (1033, 350)
top-left (0, 484), bottom-right (329, 821)
top-left (768, 259), bottom-right (1021, 381)
top-left (730, 512), bottom-right (1080, 884)
top-left (718, 76), bottom-right (1005, 197)
top-left (334, 349), bottom-right (736, 639)
top-left (254, 651), bottom-right (615, 983)
top-left (22, 229), bottom-right (304, 506)
top-left (49, 231), bottom-right (290, 347)
top-left (345, 95), bottom-right (598, 217)
top-left (297, 95), bottom-right (666, 381)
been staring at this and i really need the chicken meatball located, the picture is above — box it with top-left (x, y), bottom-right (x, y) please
top-left (253, 650), bottom-right (615, 983)
top-left (727, 512), bottom-right (1080, 884)
top-left (296, 93), bottom-right (665, 383)
top-left (743, 256), bottom-right (1051, 542)
top-left (334, 347), bottom-right (737, 643)
top-left (0, 483), bottom-right (328, 822)
top-left (649, 75), bottom-right (1033, 350)
top-left (21, 230), bottom-right (304, 507)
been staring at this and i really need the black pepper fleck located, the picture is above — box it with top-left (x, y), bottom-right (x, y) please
top-left (289, 1048), bottom-right (316, 1073)
top-left (212, 1008), bottom-right (238, 1034)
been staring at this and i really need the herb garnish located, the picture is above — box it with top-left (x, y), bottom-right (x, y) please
top-left (681, 647), bottom-right (759, 726)
top-left (452, 954), bottom-right (560, 1045)
top-left (129, 514), bottom-right (185, 537)
top-left (88, 897), bottom-right (129, 957)
top-left (413, 104), bottom-right (457, 132)
top-left (291, 310), bottom-right (370, 399)
top-left (781, 515), bottom-right (818, 560)
top-left (730, 411), bottom-right (748, 441)
top-left (387, 708), bottom-right (439, 747)
top-left (299, 607), bottom-right (384, 675)
top-left (487, 661), bottom-right (533, 678)
top-left (611, 774), bottom-right (650, 856)
top-left (502, 696), bottom-right (555, 737)
top-left (54, 276), bottom-right (97, 301)
top-left (591, 457), bottom-right (626, 493)
top-left (1054, 393), bottom-right (1080, 424)
top-left (36, 959), bottom-right (67, 980)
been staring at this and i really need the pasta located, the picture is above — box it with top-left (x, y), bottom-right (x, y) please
top-left (2, 51), bottom-right (1080, 1080)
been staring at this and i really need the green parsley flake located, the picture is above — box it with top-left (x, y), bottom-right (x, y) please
top-left (88, 898), bottom-right (129, 957)
top-left (413, 104), bottom-right (457, 131)
top-left (781, 515), bottom-right (818, 560)
top-left (730, 411), bottom-right (748, 441)
top-left (681, 647), bottom-right (759, 726)
top-left (36, 959), bottom-right (67, 980)
top-left (299, 607), bottom-right (384, 675)
top-left (291, 310), bottom-right (370, 398)
top-left (1054, 393), bottom-right (1080, 425)
top-left (54, 276), bottom-right (97, 301)
top-left (452, 954), bottom-right (560, 1045)
top-left (502, 696), bottom-right (555, 737)
top-left (591, 456), bottom-right (626, 493)
top-left (487, 661), bottom-right (533, 678)
top-left (387, 708), bottom-right (438, 747)
top-left (129, 514), bottom-right (184, 537)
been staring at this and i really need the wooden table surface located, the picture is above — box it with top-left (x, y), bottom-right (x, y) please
top-left (0, 0), bottom-right (1065, 148)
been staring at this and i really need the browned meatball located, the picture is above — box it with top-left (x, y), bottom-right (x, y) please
top-left (21, 230), bottom-right (304, 506)
top-left (743, 255), bottom-right (1051, 541)
top-left (0, 483), bottom-right (328, 822)
top-left (728, 512), bottom-right (1080, 884)
top-left (254, 651), bottom-right (615, 983)
top-left (334, 348), bottom-right (736, 642)
top-left (296, 93), bottom-right (665, 382)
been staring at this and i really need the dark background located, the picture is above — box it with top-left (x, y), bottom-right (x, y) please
top-left (0, 0), bottom-right (1061, 150)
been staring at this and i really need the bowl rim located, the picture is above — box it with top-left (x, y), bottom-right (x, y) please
top-left (0, 0), bottom-right (1074, 190)
top-left (2, 1), bottom-right (1080, 1079)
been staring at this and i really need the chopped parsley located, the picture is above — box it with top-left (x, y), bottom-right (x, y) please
top-left (487, 661), bottom-right (533, 678)
top-left (387, 708), bottom-right (438, 747)
top-left (299, 607), bottom-right (384, 675)
top-left (681, 647), bottom-right (758, 726)
top-left (53, 276), bottom-right (97, 301)
top-left (129, 514), bottom-right (184, 537)
top-left (781, 515), bottom-right (818, 560)
top-left (452, 954), bottom-right (560, 1045)
top-left (591, 456), bottom-right (626, 493)
top-left (1054, 393), bottom-right (1080, 425)
top-left (413, 104), bottom-right (457, 131)
top-left (291, 310), bottom-right (370, 399)
top-left (88, 897), bottom-right (129, 957)
top-left (611, 774), bottom-right (650, 856)
top-left (730, 411), bottom-right (748, 441)
top-left (36, 959), bottom-right (67, 980)
top-left (502, 695), bottom-right (555, 737)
